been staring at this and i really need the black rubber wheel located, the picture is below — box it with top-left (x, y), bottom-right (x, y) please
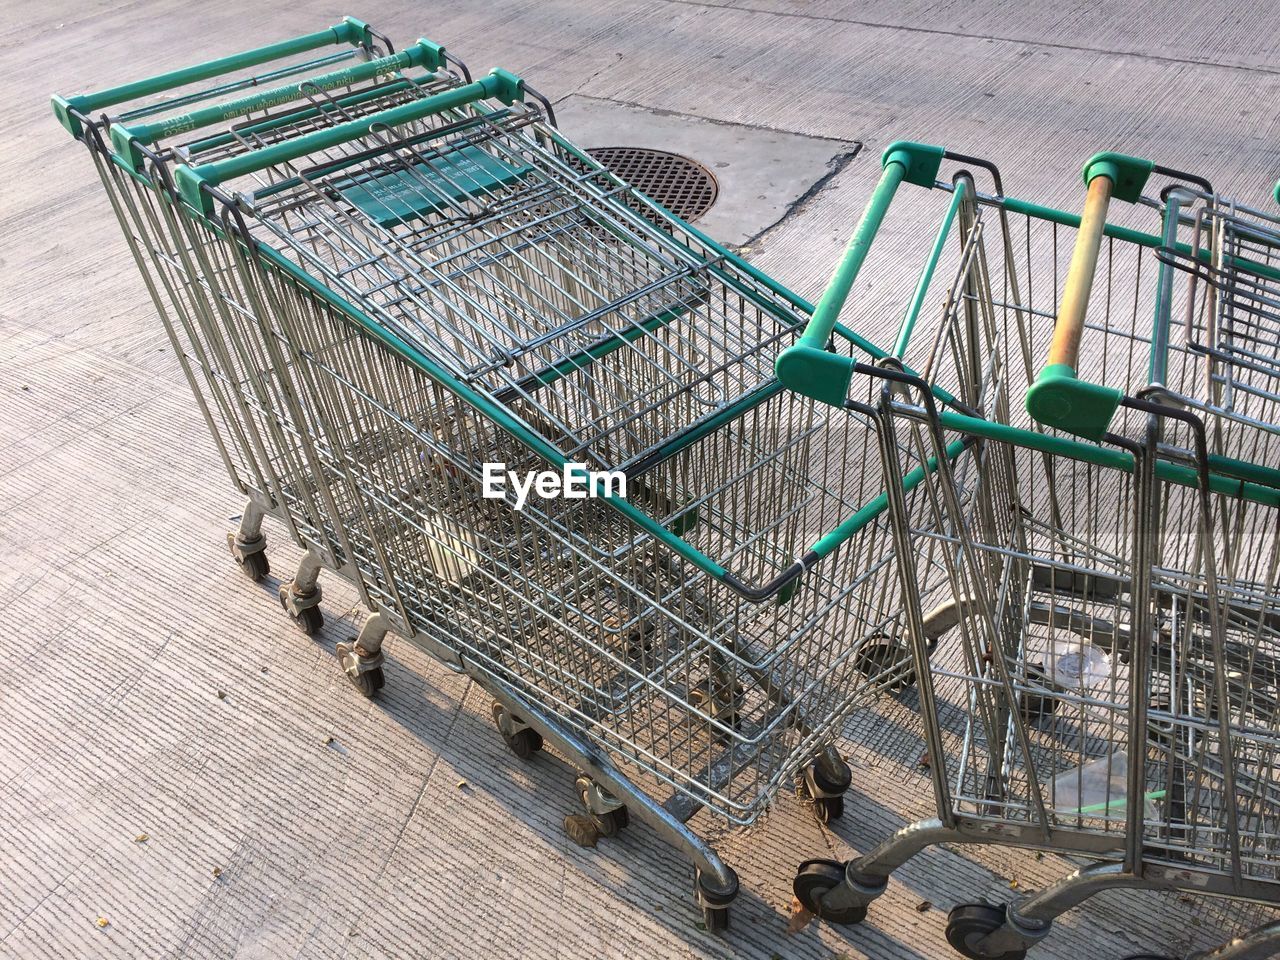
top-left (293, 606), bottom-right (324, 636)
top-left (1017, 688), bottom-right (1057, 723)
top-left (238, 551), bottom-right (269, 582)
top-left (702, 905), bottom-right (729, 932)
top-left (590, 806), bottom-right (629, 838)
top-left (505, 727), bottom-right (544, 760)
top-left (491, 702), bottom-right (543, 759)
top-left (813, 795), bottom-right (845, 824)
top-left (792, 859), bottom-right (867, 925)
top-left (348, 666), bottom-right (385, 698)
top-left (945, 903), bottom-right (1024, 960)
top-left (853, 640), bottom-right (916, 691)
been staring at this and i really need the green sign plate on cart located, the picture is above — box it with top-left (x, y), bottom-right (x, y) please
top-left (339, 144), bottom-right (530, 226)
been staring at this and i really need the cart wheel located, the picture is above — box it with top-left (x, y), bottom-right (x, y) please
top-left (292, 606), bottom-right (324, 636)
top-left (491, 701), bottom-right (543, 759)
top-left (590, 806), bottom-right (629, 837)
top-left (792, 859), bottom-right (867, 925)
top-left (237, 550), bottom-right (269, 582)
top-left (945, 903), bottom-right (1024, 960)
top-left (1017, 688), bottom-right (1057, 723)
top-left (348, 666), bottom-right (385, 698)
top-left (813, 794), bottom-right (844, 824)
top-left (701, 904), bottom-right (729, 932)
top-left (853, 637), bottom-right (916, 691)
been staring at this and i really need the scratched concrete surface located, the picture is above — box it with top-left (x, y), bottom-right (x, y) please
top-left (2, 2), bottom-right (1279, 959)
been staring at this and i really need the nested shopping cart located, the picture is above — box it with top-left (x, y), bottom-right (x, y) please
top-left (54, 18), bottom-right (479, 633)
top-left (55, 22), bottom-right (998, 927)
top-left (777, 143), bottom-right (1280, 958)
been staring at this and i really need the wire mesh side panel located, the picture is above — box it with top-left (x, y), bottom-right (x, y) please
top-left (880, 380), bottom-right (1280, 897)
top-left (1161, 194), bottom-right (1280, 438)
top-left (234, 230), bottom-right (983, 821)
top-left (230, 102), bottom-right (804, 475)
top-left (1139, 412), bottom-right (1280, 886)
top-left (85, 139), bottom-right (295, 523)
top-left (878, 341), bottom-right (1144, 839)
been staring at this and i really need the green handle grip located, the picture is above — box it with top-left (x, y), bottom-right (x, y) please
top-left (110, 38), bottom-right (447, 172)
top-left (1080, 150), bottom-right (1155, 203)
top-left (1274, 180), bottom-right (1280, 207)
top-left (174, 68), bottom-right (525, 216)
top-left (52, 17), bottom-right (373, 139)
top-left (775, 139), bottom-right (943, 406)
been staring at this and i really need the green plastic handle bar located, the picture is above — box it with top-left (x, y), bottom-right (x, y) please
top-left (52, 17), bottom-right (374, 139)
top-left (1274, 180), bottom-right (1280, 206)
top-left (1025, 151), bottom-right (1154, 440)
top-left (174, 68), bottom-right (525, 215)
top-left (110, 39), bottom-right (447, 172)
top-left (776, 140), bottom-right (944, 406)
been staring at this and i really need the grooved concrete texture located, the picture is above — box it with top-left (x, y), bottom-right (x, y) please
top-left (2, 2), bottom-right (1279, 959)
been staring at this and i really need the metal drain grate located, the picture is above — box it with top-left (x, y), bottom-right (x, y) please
top-left (587, 147), bottom-right (719, 222)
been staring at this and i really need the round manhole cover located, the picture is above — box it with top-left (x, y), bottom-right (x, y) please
top-left (587, 147), bottom-right (719, 222)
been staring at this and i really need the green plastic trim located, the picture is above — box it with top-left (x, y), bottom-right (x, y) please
top-left (1081, 151), bottom-right (1154, 204)
top-left (794, 159), bottom-right (907, 354)
top-left (110, 40), bottom-right (446, 172)
top-left (52, 20), bottom-right (365, 139)
top-left (774, 345), bottom-right (857, 407)
top-left (881, 140), bottom-right (945, 188)
top-left (896, 177), bottom-right (966, 358)
top-left (175, 70), bottom-right (524, 215)
top-left (808, 437), bottom-right (968, 560)
top-left (1025, 363), bottom-right (1124, 441)
top-left (1274, 180), bottom-right (1280, 206)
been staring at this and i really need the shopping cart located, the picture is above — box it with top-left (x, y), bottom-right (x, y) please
top-left (55, 18), bottom-right (474, 632)
top-left (56, 25), bottom-right (996, 926)
top-left (778, 144), bottom-right (1280, 957)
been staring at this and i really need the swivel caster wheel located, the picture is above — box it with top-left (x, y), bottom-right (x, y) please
top-left (279, 586), bottom-right (325, 640)
top-left (695, 866), bottom-right (737, 935)
top-left (575, 774), bottom-right (627, 836)
top-left (491, 701), bottom-right (543, 760)
top-left (792, 859), bottom-right (867, 925)
top-left (227, 533), bottom-right (269, 582)
top-left (291, 605), bottom-right (324, 636)
top-left (800, 751), bottom-right (851, 825)
top-left (813, 794), bottom-right (844, 824)
top-left (348, 666), bottom-right (385, 698)
top-left (589, 805), bottom-right (629, 837)
top-left (279, 588), bottom-right (323, 636)
top-left (336, 641), bottom-right (385, 699)
top-left (945, 903), bottom-right (1026, 960)
top-left (852, 633), bottom-right (916, 691)
top-left (238, 551), bottom-right (270, 582)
